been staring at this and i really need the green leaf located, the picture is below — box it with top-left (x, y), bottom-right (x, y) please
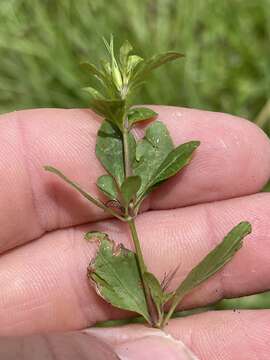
top-left (89, 98), bottom-right (126, 130)
top-left (81, 62), bottom-right (116, 98)
top-left (133, 121), bottom-right (173, 198)
top-left (97, 175), bottom-right (118, 200)
top-left (121, 176), bottom-right (141, 206)
top-left (134, 51), bottom-right (184, 80)
top-left (80, 62), bottom-right (106, 83)
top-left (175, 222), bottom-right (252, 300)
top-left (119, 40), bottom-right (133, 69)
top-left (82, 86), bottom-right (104, 99)
top-left (85, 231), bottom-right (108, 242)
top-left (103, 35), bottom-right (123, 92)
top-left (127, 107), bottom-right (157, 127)
top-left (144, 272), bottom-right (164, 311)
top-left (88, 235), bottom-right (150, 323)
top-left (127, 55), bottom-right (144, 74)
top-left (150, 141), bottom-right (200, 187)
top-left (96, 120), bottom-right (125, 187)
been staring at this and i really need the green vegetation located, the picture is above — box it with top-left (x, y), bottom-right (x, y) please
top-left (0, 0), bottom-right (269, 133)
top-left (45, 38), bottom-right (252, 327)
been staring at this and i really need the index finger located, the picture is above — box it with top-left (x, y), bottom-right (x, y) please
top-left (0, 106), bottom-right (269, 252)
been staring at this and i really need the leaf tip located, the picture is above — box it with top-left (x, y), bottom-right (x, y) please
top-left (44, 165), bottom-right (55, 172)
top-left (85, 231), bottom-right (108, 242)
top-left (238, 221), bottom-right (252, 234)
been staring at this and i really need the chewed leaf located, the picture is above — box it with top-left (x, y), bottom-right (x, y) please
top-left (150, 141), bottom-right (200, 186)
top-left (175, 222), bottom-right (252, 300)
top-left (96, 120), bottom-right (125, 187)
top-left (127, 107), bottom-right (157, 127)
top-left (97, 175), bottom-right (118, 200)
top-left (88, 236), bottom-right (150, 323)
top-left (133, 121), bottom-right (173, 199)
top-left (85, 231), bottom-right (108, 242)
top-left (121, 176), bottom-right (141, 206)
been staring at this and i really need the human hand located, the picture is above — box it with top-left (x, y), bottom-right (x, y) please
top-left (0, 106), bottom-right (270, 359)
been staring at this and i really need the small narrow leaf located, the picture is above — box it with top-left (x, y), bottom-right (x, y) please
top-left (88, 236), bottom-right (150, 323)
top-left (134, 52), bottom-right (184, 80)
top-left (85, 231), bottom-right (108, 242)
top-left (127, 55), bottom-right (144, 74)
top-left (119, 40), bottom-right (133, 68)
top-left (80, 62), bottom-right (106, 82)
top-left (121, 176), bottom-right (141, 206)
top-left (162, 221), bottom-right (252, 327)
top-left (128, 107), bottom-right (157, 127)
top-left (175, 222), bottom-right (252, 299)
top-left (103, 35), bottom-right (123, 91)
top-left (97, 175), bottom-right (118, 200)
top-left (82, 87), bottom-right (104, 99)
top-left (150, 141), bottom-right (200, 186)
top-left (144, 272), bottom-right (164, 312)
top-left (96, 120), bottom-right (125, 187)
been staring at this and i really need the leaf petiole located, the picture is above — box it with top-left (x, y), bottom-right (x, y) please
top-left (44, 165), bottom-right (126, 222)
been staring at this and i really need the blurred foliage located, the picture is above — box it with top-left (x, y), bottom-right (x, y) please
top-left (0, 0), bottom-right (269, 308)
top-left (0, 0), bottom-right (269, 133)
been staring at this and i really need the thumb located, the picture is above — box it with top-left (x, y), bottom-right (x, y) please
top-left (87, 325), bottom-right (199, 360)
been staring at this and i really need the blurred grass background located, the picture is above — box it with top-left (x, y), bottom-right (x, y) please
top-left (0, 0), bottom-right (269, 310)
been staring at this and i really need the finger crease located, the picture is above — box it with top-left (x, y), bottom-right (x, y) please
top-left (16, 113), bottom-right (45, 235)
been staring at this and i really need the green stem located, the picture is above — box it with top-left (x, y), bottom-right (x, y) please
top-left (127, 218), bottom-right (158, 325)
top-left (123, 127), bottom-right (131, 177)
top-left (254, 98), bottom-right (270, 128)
top-left (161, 292), bottom-right (185, 328)
top-left (122, 115), bottom-right (157, 324)
top-left (127, 218), bottom-right (146, 272)
top-left (123, 118), bottom-right (132, 216)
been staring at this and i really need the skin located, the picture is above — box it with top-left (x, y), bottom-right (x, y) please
top-left (0, 106), bottom-right (270, 359)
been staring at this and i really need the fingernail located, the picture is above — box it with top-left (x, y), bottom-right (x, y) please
top-left (115, 333), bottom-right (199, 360)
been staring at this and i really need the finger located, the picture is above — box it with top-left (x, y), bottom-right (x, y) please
top-left (89, 310), bottom-right (270, 360)
top-left (0, 107), bottom-right (269, 252)
top-left (0, 331), bottom-right (120, 360)
top-left (1, 193), bottom-right (270, 336)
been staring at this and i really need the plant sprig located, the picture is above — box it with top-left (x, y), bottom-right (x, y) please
top-left (45, 36), bottom-right (252, 328)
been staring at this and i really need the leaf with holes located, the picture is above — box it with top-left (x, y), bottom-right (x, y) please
top-left (133, 121), bottom-right (173, 199)
top-left (88, 233), bottom-right (151, 323)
